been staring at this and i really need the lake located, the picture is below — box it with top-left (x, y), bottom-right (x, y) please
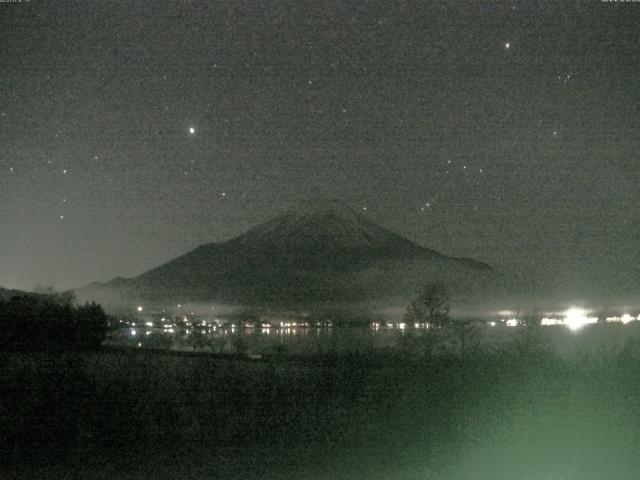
top-left (106, 321), bottom-right (640, 359)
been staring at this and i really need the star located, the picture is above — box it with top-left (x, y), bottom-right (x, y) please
top-left (189, 127), bottom-right (195, 135)
top-left (505, 42), bottom-right (511, 49)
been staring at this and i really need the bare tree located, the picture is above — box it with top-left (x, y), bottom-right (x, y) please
top-left (404, 282), bottom-right (452, 327)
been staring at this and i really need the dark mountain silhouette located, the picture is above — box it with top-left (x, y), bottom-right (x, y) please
top-left (78, 200), bottom-right (500, 309)
top-left (0, 287), bottom-right (28, 301)
top-left (0, 287), bottom-right (58, 301)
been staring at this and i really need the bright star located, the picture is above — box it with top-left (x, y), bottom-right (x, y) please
top-left (505, 42), bottom-right (510, 49)
top-left (189, 127), bottom-right (195, 135)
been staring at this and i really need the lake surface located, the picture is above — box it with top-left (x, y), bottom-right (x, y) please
top-left (106, 321), bottom-right (640, 358)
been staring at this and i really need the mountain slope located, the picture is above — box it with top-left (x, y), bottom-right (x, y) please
top-left (78, 200), bottom-right (499, 308)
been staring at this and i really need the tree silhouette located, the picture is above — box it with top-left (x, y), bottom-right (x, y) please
top-left (0, 294), bottom-right (109, 351)
top-left (404, 282), bottom-right (452, 327)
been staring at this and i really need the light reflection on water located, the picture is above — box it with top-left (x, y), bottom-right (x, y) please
top-left (107, 322), bottom-right (640, 358)
top-left (109, 326), bottom-right (403, 355)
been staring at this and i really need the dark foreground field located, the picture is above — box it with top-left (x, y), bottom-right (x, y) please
top-left (2, 328), bottom-right (640, 479)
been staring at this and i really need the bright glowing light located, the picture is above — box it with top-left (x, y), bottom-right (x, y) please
top-left (137, 306), bottom-right (143, 312)
top-left (564, 308), bottom-right (597, 331)
top-left (189, 127), bottom-right (195, 134)
top-left (541, 317), bottom-right (563, 326)
top-left (130, 329), bottom-right (137, 336)
top-left (505, 42), bottom-right (510, 49)
top-left (488, 321), bottom-right (496, 327)
top-left (506, 318), bottom-right (518, 327)
top-left (621, 313), bottom-right (634, 324)
top-left (145, 321), bottom-right (153, 327)
top-left (398, 322), bottom-right (406, 329)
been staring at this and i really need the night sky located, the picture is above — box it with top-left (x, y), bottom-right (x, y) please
top-left (1, 1), bottom-right (639, 299)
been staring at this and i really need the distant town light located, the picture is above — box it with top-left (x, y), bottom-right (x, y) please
top-left (137, 306), bottom-right (143, 312)
top-left (505, 318), bottom-right (518, 327)
top-left (541, 317), bottom-right (563, 326)
top-left (564, 308), bottom-right (595, 331)
top-left (620, 313), bottom-right (634, 324)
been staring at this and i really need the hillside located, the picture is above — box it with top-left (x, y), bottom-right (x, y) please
top-left (77, 200), bottom-right (500, 310)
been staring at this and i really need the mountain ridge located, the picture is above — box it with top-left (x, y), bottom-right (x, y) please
top-left (79, 201), bottom-right (498, 309)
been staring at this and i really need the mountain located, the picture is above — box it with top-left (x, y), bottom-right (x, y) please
top-left (0, 286), bottom-right (64, 302)
top-left (77, 200), bottom-right (501, 310)
top-left (0, 287), bottom-right (25, 301)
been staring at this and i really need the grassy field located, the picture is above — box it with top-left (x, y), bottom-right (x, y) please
top-left (2, 327), bottom-right (640, 479)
